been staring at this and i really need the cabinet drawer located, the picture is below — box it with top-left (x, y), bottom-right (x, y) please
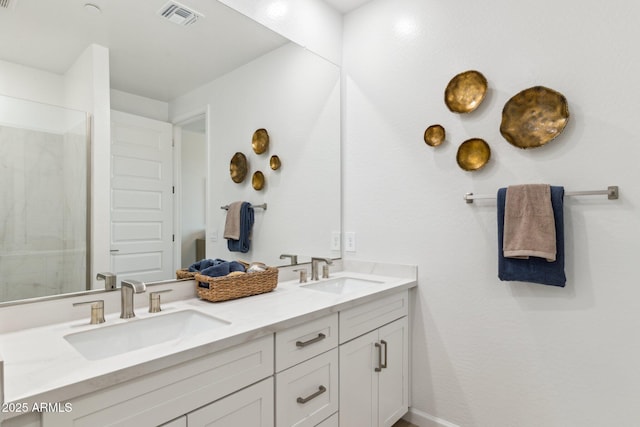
top-left (187, 377), bottom-right (273, 427)
top-left (42, 335), bottom-right (274, 427)
top-left (276, 348), bottom-right (339, 427)
top-left (316, 412), bottom-right (339, 426)
top-left (275, 313), bottom-right (338, 372)
top-left (340, 290), bottom-right (408, 344)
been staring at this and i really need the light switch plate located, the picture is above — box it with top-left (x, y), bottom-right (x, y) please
top-left (345, 232), bottom-right (356, 252)
top-left (331, 231), bottom-right (341, 251)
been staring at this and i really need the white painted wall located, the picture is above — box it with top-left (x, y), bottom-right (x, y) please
top-left (110, 89), bottom-right (169, 122)
top-left (63, 44), bottom-right (111, 289)
top-left (170, 42), bottom-right (340, 267)
top-left (0, 59), bottom-right (64, 106)
top-left (343, 0), bottom-right (640, 426)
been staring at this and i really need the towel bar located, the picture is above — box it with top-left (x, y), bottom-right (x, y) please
top-left (220, 203), bottom-right (267, 210)
top-left (464, 186), bottom-right (619, 204)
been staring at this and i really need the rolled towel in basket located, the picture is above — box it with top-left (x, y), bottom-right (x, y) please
top-left (200, 260), bottom-right (246, 278)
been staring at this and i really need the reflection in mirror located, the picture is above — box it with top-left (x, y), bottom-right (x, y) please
top-left (0, 0), bottom-right (340, 305)
top-left (0, 95), bottom-right (89, 302)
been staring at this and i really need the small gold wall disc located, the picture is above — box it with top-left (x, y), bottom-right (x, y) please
top-left (456, 138), bottom-right (491, 171)
top-left (444, 70), bottom-right (488, 113)
top-left (252, 171), bottom-right (265, 190)
top-left (424, 124), bottom-right (446, 147)
top-left (252, 128), bottom-right (269, 154)
top-left (230, 152), bottom-right (248, 183)
top-left (270, 155), bottom-right (281, 170)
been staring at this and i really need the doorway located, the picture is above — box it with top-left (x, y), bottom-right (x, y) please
top-left (173, 111), bottom-right (208, 269)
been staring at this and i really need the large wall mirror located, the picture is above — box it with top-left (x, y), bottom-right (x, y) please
top-left (0, 0), bottom-right (340, 305)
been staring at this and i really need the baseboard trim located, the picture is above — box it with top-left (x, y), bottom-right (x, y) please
top-left (404, 407), bottom-right (460, 427)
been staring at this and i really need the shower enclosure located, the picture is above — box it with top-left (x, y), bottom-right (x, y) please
top-left (0, 95), bottom-right (89, 303)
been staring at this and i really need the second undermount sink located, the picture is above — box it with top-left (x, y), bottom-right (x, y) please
top-left (301, 277), bottom-right (383, 294)
top-left (64, 309), bottom-right (230, 360)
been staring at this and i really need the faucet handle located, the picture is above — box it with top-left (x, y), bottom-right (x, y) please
top-left (73, 300), bottom-right (105, 324)
top-left (293, 268), bottom-right (308, 283)
top-left (96, 272), bottom-right (117, 290)
top-left (149, 289), bottom-right (172, 313)
top-left (279, 254), bottom-right (298, 265)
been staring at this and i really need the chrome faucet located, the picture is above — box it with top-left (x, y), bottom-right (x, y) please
top-left (279, 254), bottom-right (298, 265)
top-left (120, 280), bottom-right (146, 319)
top-left (310, 257), bottom-right (332, 281)
top-left (96, 272), bottom-right (117, 290)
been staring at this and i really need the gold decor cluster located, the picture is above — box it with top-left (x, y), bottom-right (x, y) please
top-left (423, 69), bottom-right (570, 172)
top-left (229, 128), bottom-right (281, 190)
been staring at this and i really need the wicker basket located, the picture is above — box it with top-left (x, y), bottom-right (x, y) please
top-left (195, 267), bottom-right (278, 302)
top-left (176, 268), bottom-right (198, 280)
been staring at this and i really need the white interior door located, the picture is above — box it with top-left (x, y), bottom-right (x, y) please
top-left (110, 110), bottom-right (174, 283)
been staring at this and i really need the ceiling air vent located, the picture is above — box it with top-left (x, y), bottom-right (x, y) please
top-left (158, 1), bottom-right (203, 26)
top-left (0, 0), bottom-right (17, 10)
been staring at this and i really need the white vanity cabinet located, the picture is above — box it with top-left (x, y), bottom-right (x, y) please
top-left (275, 314), bottom-right (339, 427)
top-left (339, 291), bottom-right (409, 427)
top-left (41, 334), bottom-right (274, 427)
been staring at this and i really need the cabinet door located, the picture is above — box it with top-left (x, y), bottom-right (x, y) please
top-left (378, 317), bottom-right (408, 427)
top-left (187, 377), bottom-right (273, 427)
top-left (339, 317), bottom-right (408, 427)
top-left (339, 329), bottom-right (378, 427)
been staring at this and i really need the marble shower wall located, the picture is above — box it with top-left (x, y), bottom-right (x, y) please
top-left (0, 122), bottom-right (87, 302)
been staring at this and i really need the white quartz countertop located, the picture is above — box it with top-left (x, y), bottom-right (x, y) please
top-left (0, 263), bottom-right (416, 414)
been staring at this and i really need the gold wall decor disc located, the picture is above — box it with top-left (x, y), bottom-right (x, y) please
top-left (444, 70), bottom-right (488, 113)
top-left (424, 124), bottom-right (446, 147)
top-left (269, 155), bottom-right (281, 170)
top-left (252, 171), bottom-right (265, 190)
top-left (252, 128), bottom-right (269, 154)
top-left (229, 152), bottom-right (248, 183)
top-left (456, 138), bottom-right (491, 171)
top-left (500, 86), bottom-right (569, 149)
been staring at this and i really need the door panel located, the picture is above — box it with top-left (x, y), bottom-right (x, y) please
top-left (110, 110), bottom-right (174, 283)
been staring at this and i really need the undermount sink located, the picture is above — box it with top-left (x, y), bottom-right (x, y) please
top-left (64, 309), bottom-right (230, 360)
top-left (301, 277), bottom-right (383, 294)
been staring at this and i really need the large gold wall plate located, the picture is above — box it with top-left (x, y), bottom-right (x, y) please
top-left (424, 124), bottom-right (446, 147)
top-left (230, 152), bottom-right (248, 183)
top-left (500, 86), bottom-right (569, 149)
top-left (444, 70), bottom-right (488, 113)
top-left (456, 138), bottom-right (491, 171)
top-left (252, 128), bottom-right (269, 154)
top-left (252, 171), bottom-right (265, 190)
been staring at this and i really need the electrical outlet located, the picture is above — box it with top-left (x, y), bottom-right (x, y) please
top-left (209, 229), bottom-right (218, 242)
top-left (331, 231), bottom-right (341, 251)
top-left (345, 232), bottom-right (356, 252)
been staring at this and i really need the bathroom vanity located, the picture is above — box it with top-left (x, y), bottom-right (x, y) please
top-left (0, 261), bottom-right (416, 427)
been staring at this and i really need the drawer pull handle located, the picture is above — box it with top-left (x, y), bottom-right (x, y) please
top-left (296, 385), bottom-right (327, 404)
top-left (296, 333), bottom-right (326, 348)
top-left (375, 342), bottom-right (383, 372)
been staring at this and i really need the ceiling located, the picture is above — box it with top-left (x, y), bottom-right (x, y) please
top-left (323, 0), bottom-right (372, 14)
top-left (0, 0), bottom-right (288, 102)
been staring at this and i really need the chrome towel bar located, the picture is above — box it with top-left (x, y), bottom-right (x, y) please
top-left (464, 186), bottom-right (619, 204)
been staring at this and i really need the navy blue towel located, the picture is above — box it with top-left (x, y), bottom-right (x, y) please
top-left (497, 186), bottom-right (566, 287)
top-left (227, 202), bottom-right (254, 253)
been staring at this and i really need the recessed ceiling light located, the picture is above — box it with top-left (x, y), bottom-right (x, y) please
top-left (84, 3), bottom-right (101, 14)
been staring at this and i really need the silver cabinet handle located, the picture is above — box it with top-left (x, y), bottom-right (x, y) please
top-left (381, 339), bottom-right (388, 369)
top-left (375, 342), bottom-right (382, 372)
top-left (296, 385), bottom-right (326, 404)
top-left (296, 333), bottom-right (326, 348)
